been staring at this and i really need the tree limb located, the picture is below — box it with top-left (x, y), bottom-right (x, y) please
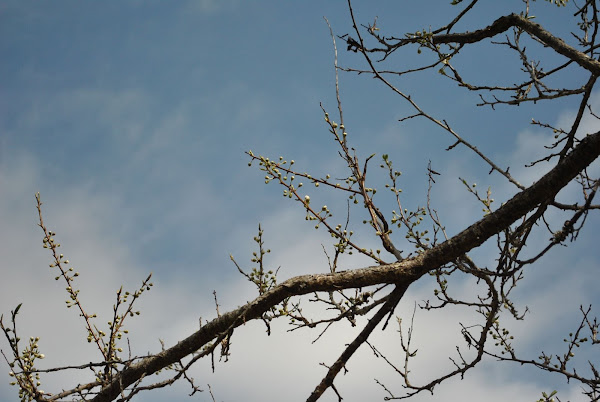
top-left (90, 129), bottom-right (600, 402)
top-left (380, 13), bottom-right (600, 76)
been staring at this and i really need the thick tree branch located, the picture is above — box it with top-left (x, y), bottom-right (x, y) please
top-left (92, 131), bottom-right (600, 402)
top-left (306, 284), bottom-right (409, 402)
top-left (382, 13), bottom-right (600, 76)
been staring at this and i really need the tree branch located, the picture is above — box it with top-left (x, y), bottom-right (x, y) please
top-left (381, 13), bottom-right (600, 76)
top-left (91, 130), bottom-right (600, 402)
top-left (306, 284), bottom-right (409, 401)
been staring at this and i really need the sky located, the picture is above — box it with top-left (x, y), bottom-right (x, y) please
top-left (1, 1), bottom-right (599, 401)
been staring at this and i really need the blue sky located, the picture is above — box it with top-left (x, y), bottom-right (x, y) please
top-left (1, 1), bottom-right (599, 401)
